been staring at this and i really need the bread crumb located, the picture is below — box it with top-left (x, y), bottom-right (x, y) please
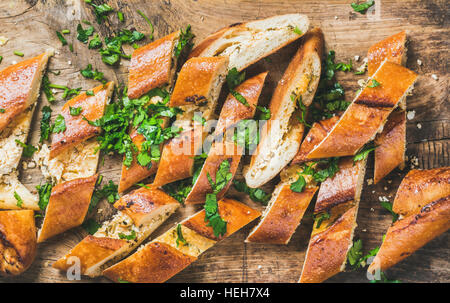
top-left (372, 190), bottom-right (375, 194)
top-left (431, 74), bottom-right (438, 80)
top-left (12, 60), bottom-right (17, 65)
top-left (384, 187), bottom-right (388, 191)
top-left (27, 161), bottom-right (36, 169)
top-left (0, 36), bottom-right (8, 46)
top-left (407, 110), bottom-right (415, 120)
top-left (417, 123), bottom-right (422, 129)
top-left (410, 155), bottom-right (419, 168)
top-left (387, 180), bottom-right (392, 184)
top-left (306, 136), bottom-right (312, 142)
top-left (68, 60), bottom-right (72, 65)
top-left (334, 16), bottom-right (338, 19)
top-left (379, 196), bottom-right (389, 202)
top-left (257, 265), bottom-right (262, 269)
top-left (370, 208), bottom-right (374, 212)
top-left (354, 55), bottom-right (360, 62)
top-left (367, 178), bottom-right (373, 185)
top-left (22, 162), bottom-right (28, 169)
top-left (357, 79), bottom-right (367, 87)
top-left (417, 59), bottom-right (422, 66)
top-left (362, 229), bottom-right (367, 232)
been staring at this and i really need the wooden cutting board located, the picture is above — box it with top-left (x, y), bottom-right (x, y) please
top-left (0, 0), bottom-right (448, 283)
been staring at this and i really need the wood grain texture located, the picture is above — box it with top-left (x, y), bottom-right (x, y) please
top-left (0, 0), bottom-right (448, 283)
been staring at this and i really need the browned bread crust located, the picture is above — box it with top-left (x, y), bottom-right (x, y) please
top-left (182, 198), bottom-right (261, 241)
top-left (169, 57), bottom-right (228, 107)
top-left (103, 242), bottom-right (196, 283)
top-left (368, 196), bottom-right (450, 274)
top-left (50, 82), bottom-right (113, 158)
top-left (393, 167), bottom-right (450, 217)
top-left (114, 185), bottom-right (179, 227)
top-left (374, 110), bottom-right (406, 184)
top-left (214, 72), bottom-right (268, 136)
top-left (52, 236), bottom-right (127, 273)
top-left (188, 27), bottom-right (228, 59)
top-left (367, 31), bottom-right (407, 76)
top-left (152, 128), bottom-right (204, 187)
top-left (184, 141), bottom-right (242, 204)
top-left (299, 206), bottom-right (357, 283)
top-left (291, 115), bottom-right (339, 165)
top-left (127, 31), bottom-right (180, 99)
top-left (307, 61), bottom-right (417, 159)
top-left (0, 210), bottom-right (37, 276)
top-left (37, 174), bottom-right (98, 243)
top-left (0, 51), bottom-right (51, 132)
top-left (246, 185), bottom-right (318, 244)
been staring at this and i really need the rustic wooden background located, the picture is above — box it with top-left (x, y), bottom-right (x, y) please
top-left (0, 0), bottom-right (448, 283)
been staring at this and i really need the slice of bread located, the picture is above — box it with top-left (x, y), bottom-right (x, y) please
top-left (0, 173), bottom-right (39, 210)
top-left (0, 210), bottom-right (36, 276)
top-left (191, 14), bottom-right (309, 71)
top-left (244, 28), bottom-right (324, 188)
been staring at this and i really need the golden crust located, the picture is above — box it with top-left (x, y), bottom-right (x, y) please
top-left (103, 242), bottom-right (196, 283)
top-left (188, 27), bottom-right (229, 59)
top-left (367, 31), bottom-right (407, 76)
top-left (128, 31), bottom-right (180, 99)
top-left (169, 57), bottom-right (228, 107)
top-left (299, 206), bottom-right (357, 283)
top-left (214, 72), bottom-right (268, 136)
top-left (307, 61), bottom-right (417, 159)
top-left (153, 129), bottom-right (204, 187)
top-left (183, 198), bottom-right (261, 241)
top-left (0, 210), bottom-right (36, 276)
top-left (374, 110), bottom-right (406, 184)
top-left (50, 82), bottom-right (114, 158)
top-left (393, 167), bottom-right (450, 217)
top-left (37, 174), bottom-right (98, 243)
top-left (184, 141), bottom-right (242, 204)
top-left (0, 52), bottom-right (51, 132)
top-left (52, 235), bottom-right (127, 273)
top-left (246, 186), bottom-right (318, 244)
top-left (291, 115), bottom-right (339, 165)
top-left (368, 196), bottom-right (450, 273)
top-left (315, 157), bottom-right (365, 213)
top-left (113, 185), bottom-right (179, 227)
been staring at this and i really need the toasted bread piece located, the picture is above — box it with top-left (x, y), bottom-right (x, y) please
top-left (291, 115), bottom-right (339, 165)
top-left (53, 185), bottom-right (180, 277)
top-left (37, 175), bottom-right (98, 243)
top-left (184, 141), bottom-right (242, 204)
top-left (244, 28), bottom-right (324, 188)
top-left (392, 167), bottom-right (450, 217)
top-left (152, 128), bottom-right (204, 187)
top-left (0, 173), bottom-right (39, 210)
top-left (50, 82), bottom-right (114, 159)
top-left (0, 210), bottom-right (37, 276)
top-left (103, 198), bottom-right (260, 282)
top-left (374, 110), bottom-right (406, 183)
top-left (128, 31), bottom-right (180, 99)
top-left (214, 72), bottom-right (268, 136)
top-left (368, 196), bottom-right (450, 274)
top-left (367, 31), bottom-right (407, 76)
top-left (191, 14), bottom-right (309, 71)
top-left (0, 51), bottom-right (53, 133)
top-left (299, 206), bottom-right (357, 283)
top-left (306, 61), bottom-right (417, 159)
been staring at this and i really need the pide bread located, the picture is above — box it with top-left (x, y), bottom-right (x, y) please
top-left (0, 173), bottom-right (39, 210)
top-left (191, 14), bottom-right (309, 71)
top-left (306, 61), bottom-right (417, 159)
top-left (0, 210), bottom-right (37, 276)
top-left (102, 198), bottom-right (260, 282)
top-left (368, 31), bottom-right (408, 184)
top-left (244, 28), bottom-right (324, 188)
top-left (299, 157), bottom-right (367, 283)
top-left (53, 185), bottom-right (179, 277)
top-left (37, 174), bottom-right (98, 243)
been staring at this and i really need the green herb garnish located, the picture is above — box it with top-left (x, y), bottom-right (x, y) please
top-left (368, 79), bottom-right (381, 88)
top-left (174, 25), bottom-right (194, 58)
top-left (36, 182), bottom-right (52, 211)
top-left (118, 230), bottom-right (137, 241)
top-left (88, 34), bottom-right (103, 49)
top-left (82, 218), bottom-right (101, 235)
top-left (77, 23), bottom-right (95, 43)
top-left (15, 140), bottom-right (37, 158)
top-left (176, 224), bottom-right (187, 247)
top-left (80, 64), bottom-right (104, 82)
top-left (351, 0), bottom-right (375, 14)
top-left (353, 143), bottom-right (377, 162)
top-left (85, 0), bottom-right (114, 24)
top-left (13, 51), bottom-right (24, 57)
top-left (233, 179), bottom-right (270, 205)
top-left (137, 10), bottom-right (154, 41)
top-left (56, 31), bottom-right (67, 46)
top-left (14, 191), bottom-right (23, 208)
top-left (40, 106), bottom-right (52, 142)
top-left (52, 114), bottom-right (66, 133)
top-left (69, 106), bottom-right (83, 116)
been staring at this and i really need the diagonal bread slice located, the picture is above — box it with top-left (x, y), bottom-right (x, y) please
top-left (392, 167), bottom-right (450, 218)
top-left (102, 198), bottom-right (260, 282)
top-left (0, 173), bottom-right (39, 210)
top-left (369, 31), bottom-right (408, 184)
top-left (245, 164), bottom-right (318, 244)
top-left (190, 14), bottom-right (309, 71)
top-left (368, 195), bottom-right (449, 275)
top-left (52, 185), bottom-right (179, 277)
top-left (243, 28), bottom-right (324, 188)
top-left (37, 174), bottom-right (98, 243)
top-left (0, 50), bottom-right (53, 133)
top-left (0, 210), bottom-right (37, 276)
top-left (306, 61), bottom-right (417, 159)
top-left (299, 157), bottom-right (367, 283)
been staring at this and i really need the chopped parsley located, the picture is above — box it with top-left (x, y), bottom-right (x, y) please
top-left (290, 158), bottom-right (340, 192)
top-left (175, 25), bottom-right (194, 58)
top-left (14, 191), bottom-right (23, 208)
top-left (42, 75), bottom-right (55, 103)
top-left (232, 119), bottom-right (259, 152)
top-left (137, 10), bottom-right (154, 41)
top-left (118, 230), bottom-right (137, 241)
top-left (370, 271), bottom-right (401, 283)
top-left (56, 31), bottom-right (67, 46)
top-left (52, 114), bottom-right (66, 133)
top-left (47, 81), bottom-right (81, 100)
top-left (347, 239), bottom-right (381, 270)
top-left (233, 179), bottom-right (270, 205)
top-left (368, 79), bottom-right (381, 88)
top-left (292, 26), bottom-right (303, 35)
top-left (351, 0), bottom-right (375, 14)
top-left (76, 23), bottom-right (95, 43)
top-left (176, 224), bottom-right (187, 247)
top-left (313, 211), bottom-right (331, 228)
top-left (86, 90), bottom-right (94, 96)
top-left (13, 51), bottom-right (24, 57)
top-left (99, 30), bottom-right (145, 65)
top-left (69, 106), bottom-right (83, 116)
top-left (88, 34), bottom-right (102, 49)
top-left (0, 108), bottom-right (4, 113)
top-left (40, 106), bottom-right (52, 142)
top-left (89, 178), bottom-right (119, 213)
top-left (292, 94), bottom-right (311, 128)
top-left (256, 106), bottom-right (271, 120)
top-left (353, 143), bottom-right (377, 162)
top-left (80, 64), bottom-right (105, 82)
top-left (36, 182), bottom-right (52, 211)
top-left (226, 68), bottom-right (248, 106)
top-left (335, 60), bottom-right (352, 72)
top-left (0, 56), bottom-right (3, 64)
top-left (380, 200), bottom-right (399, 222)
top-left (82, 218), bottom-right (101, 235)
top-left (290, 174), bottom-right (307, 193)
top-left (162, 178), bottom-right (193, 204)
top-left (117, 11), bottom-right (124, 22)
top-left (85, 0), bottom-right (114, 24)
top-left (15, 140), bottom-right (37, 158)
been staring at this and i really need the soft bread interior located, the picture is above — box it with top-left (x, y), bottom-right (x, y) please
top-left (24, 50), bottom-right (53, 111)
top-left (0, 173), bottom-right (39, 210)
top-left (200, 14), bottom-right (310, 71)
